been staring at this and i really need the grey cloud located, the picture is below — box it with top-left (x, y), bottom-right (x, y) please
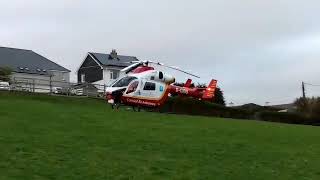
top-left (1, 0), bottom-right (320, 105)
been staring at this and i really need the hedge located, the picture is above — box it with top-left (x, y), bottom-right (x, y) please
top-left (159, 97), bottom-right (252, 119)
top-left (255, 111), bottom-right (320, 126)
top-left (159, 97), bottom-right (320, 126)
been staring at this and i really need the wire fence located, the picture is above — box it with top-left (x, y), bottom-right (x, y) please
top-left (0, 75), bottom-right (107, 98)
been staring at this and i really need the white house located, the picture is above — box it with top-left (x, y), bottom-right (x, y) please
top-left (77, 49), bottom-right (138, 85)
top-left (0, 46), bottom-right (70, 92)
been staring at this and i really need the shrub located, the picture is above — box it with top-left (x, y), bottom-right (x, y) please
top-left (0, 67), bottom-right (12, 82)
top-left (160, 97), bottom-right (251, 119)
top-left (295, 97), bottom-right (320, 118)
top-left (256, 111), bottom-right (320, 125)
top-left (160, 97), bottom-right (320, 126)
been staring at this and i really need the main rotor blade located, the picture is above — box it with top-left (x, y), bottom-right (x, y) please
top-left (121, 62), bottom-right (142, 73)
top-left (124, 60), bottom-right (200, 78)
top-left (149, 61), bottom-right (200, 78)
top-left (163, 65), bottom-right (200, 78)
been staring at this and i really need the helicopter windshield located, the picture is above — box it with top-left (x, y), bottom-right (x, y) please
top-left (112, 76), bottom-right (137, 87)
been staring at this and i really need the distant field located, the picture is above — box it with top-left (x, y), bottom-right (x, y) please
top-left (0, 92), bottom-right (319, 180)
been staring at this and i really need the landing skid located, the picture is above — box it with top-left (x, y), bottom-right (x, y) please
top-left (110, 103), bottom-right (121, 110)
top-left (110, 103), bottom-right (141, 112)
top-left (109, 103), bottom-right (163, 113)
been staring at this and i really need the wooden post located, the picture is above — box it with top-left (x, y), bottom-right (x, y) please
top-left (33, 79), bottom-right (35, 93)
top-left (49, 75), bottom-right (52, 94)
top-left (86, 83), bottom-right (89, 97)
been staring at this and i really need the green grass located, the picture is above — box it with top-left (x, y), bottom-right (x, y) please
top-left (0, 92), bottom-right (320, 180)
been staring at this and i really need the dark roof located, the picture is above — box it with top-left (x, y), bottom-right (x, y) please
top-left (0, 47), bottom-right (70, 75)
top-left (89, 52), bottom-right (138, 67)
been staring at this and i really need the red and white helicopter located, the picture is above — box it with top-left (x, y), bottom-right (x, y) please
top-left (105, 60), bottom-right (217, 110)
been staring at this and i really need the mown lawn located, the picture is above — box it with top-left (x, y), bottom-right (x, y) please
top-left (0, 92), bottom-right (319, 180)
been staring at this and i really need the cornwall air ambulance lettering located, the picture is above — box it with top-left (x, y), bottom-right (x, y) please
top-left (126, 98), bottom-right (157, 106)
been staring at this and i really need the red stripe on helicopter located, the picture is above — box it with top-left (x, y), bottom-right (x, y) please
top-left (121, 86), bottom-right (171, 107)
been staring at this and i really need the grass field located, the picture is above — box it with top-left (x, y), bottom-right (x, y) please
top-left (0, 92), bottom-right (320, 180)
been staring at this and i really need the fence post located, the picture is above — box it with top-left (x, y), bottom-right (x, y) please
top-left (32, 79), bottom-right (35, 93)
top-left (86, 83), bottom-right (89, 97)
top-left (13, 77), bottom-right (15, 91)
top-left (68, 82), bottom-right (71, 96)
top-left (49, 75), bottom-right (52, 95)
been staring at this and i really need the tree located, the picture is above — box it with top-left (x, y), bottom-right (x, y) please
top-left (294, 97), bottom-right (309, 114)
top-left (295, 97), bottom-right (320, 118)
top-left (0, 67), bottom-right (12, 82)
top-left (212, 87), bottom-right (226, 106)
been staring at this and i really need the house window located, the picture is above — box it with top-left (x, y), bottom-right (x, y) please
top-left (110, 70), bottom-right (119, 80)
top-left (61, 72), bottom-right (66, 81)
top-left (81, 74), bottom-right (85, 83)
top-left (143, 82), bottom-right (156, 91)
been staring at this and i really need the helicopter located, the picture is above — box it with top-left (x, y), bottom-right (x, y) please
top-left (105, 60), bottom-right (217, 110)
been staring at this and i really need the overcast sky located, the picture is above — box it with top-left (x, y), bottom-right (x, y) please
top-left (1, 0), bottom-right (320, 105)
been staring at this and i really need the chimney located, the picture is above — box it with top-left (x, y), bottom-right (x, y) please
top-left (109, 49), bottom-right (118, 60)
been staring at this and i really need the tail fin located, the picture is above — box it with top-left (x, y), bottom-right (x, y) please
top-left (184, 79), bottom-right (192, 88)
top-left (202, 79), bottom-right (218, 100)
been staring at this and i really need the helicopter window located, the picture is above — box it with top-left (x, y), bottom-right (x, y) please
top-left (159, 71), bottom-right (163, 79)
top-left (112, 76), bottom-right (137, 87)
top-left (151, 76), bottom-right (155, 80)
top-left (143, 82), bottom-right (156, 91)
top-left (126, 81), bottom-right (139, 94)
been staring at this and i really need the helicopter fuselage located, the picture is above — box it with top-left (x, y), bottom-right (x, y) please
top-left (105, 65), bottom-right (217, 109)
top-left (106, 69), bottom-right (174, 107)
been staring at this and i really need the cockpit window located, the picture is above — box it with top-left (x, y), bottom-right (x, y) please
top-left (112, 76), bottom-right (137, 87)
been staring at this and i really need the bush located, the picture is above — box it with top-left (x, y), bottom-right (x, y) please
top-left (256, 111), bottom-right (320, 125)
top-left (159, 97), bottom-right (320, 126)
top-left (0, 67), bottom-right (12, 82)
top-left (160, 97), bottom-right (252, 119)
top-left (295, 97), bottom-right (320, 118)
